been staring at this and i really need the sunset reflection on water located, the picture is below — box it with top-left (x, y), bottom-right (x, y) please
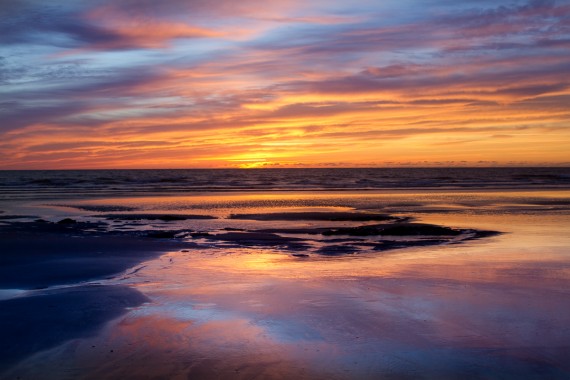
top-left (109, 211), bottom-right (570, 378)
top-left (8, 191), bottom-right (570, 379)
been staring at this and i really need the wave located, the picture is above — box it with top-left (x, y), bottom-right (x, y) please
top-left (0, 168), bottom-right (569, 200)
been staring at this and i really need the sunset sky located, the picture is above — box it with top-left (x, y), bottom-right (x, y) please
top-left (1, 0), bottom-right (569, 169)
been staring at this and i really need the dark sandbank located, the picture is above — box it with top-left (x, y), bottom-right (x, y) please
top-left (0, 285), bottom-right (148, 371)
top-left (316, 244), bottom-right (360, 256)
top-left (53, 204), bottom-right (138, 212)
top-left (99, 213), bottom-right (217, 221)
top-left (228, 211), bottom-right (400, 221)
top-left (0, 220), bottom-right (195, 289)
top-left (321, 222), bottom-right (464, 236)
top-left (253, 222), bottom-right (499, 255)
top-left (258, 222), bottom-right (496, 238)
top-left (205, 231), bottom-right (311, 250)
top-left (0, 217), bottom-right (499, 286)
top-left (0, 215), bottom-right (39, 220)
top-left (202, 222), bottom-right (500, 256)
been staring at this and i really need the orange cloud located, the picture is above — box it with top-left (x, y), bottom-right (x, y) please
top-left (1, 0), bottom-right (569, 169)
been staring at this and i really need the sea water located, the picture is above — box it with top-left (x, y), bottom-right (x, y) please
top-left (1, 168), bottom-right (570, 379)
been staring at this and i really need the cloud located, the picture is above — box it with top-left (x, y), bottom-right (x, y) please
top-left (1, 0), bottom-right (569, 168)
top-left (80, 5), bottom-right (224, 50)
top-left (495, 83), bottom-right (569, 98)
top-left (0, 65), bottom-right (171, 133)
top-left (0, 1), bottom-right (223, 50)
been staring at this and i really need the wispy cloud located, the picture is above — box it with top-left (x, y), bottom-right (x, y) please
top-left (1, 0), bottom-right (569, 168)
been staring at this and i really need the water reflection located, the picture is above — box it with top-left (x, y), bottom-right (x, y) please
top-left (6, 194), bottom-right (570, 379)
top-left (82, 216), bottom-right (569, 378)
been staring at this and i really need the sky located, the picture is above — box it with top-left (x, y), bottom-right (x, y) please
top-left (0, 0), bottom-right (569, 169)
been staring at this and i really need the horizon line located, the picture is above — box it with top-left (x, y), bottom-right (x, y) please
top-left (1, 166), bottom-right (569, 171)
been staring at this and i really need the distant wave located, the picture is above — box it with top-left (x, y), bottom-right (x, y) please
top-left (0, 168), bottom-right (569, 200)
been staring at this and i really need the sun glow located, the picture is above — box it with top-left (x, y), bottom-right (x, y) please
top-left (1, 1), bottom-right (569, 169)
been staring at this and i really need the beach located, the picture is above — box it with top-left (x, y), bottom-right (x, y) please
top-left (1, 169), bottom-right (570, 379)
top-left (4, 0), bottom-right (570, 376)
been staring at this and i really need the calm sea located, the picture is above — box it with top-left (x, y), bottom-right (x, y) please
top-left (0, 168), bottom-right (569, 200)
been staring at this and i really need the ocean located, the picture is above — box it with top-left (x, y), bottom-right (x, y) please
top-left (0, 167), bottom-right (569, 200)
top-left (1, 168), bottom-right (570, 379)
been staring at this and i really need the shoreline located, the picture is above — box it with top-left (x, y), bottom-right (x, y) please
top-left (3, 185), bottom-right (570, 197)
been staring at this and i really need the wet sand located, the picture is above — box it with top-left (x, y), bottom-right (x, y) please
top-left (0, 221), bottom-right (193, 289)
top-left (1, 190), bottom-right (570, 379)
top-left (0, 220), bottom-right (201, 372)
top-left (0, 285), bottom-right (148, 373)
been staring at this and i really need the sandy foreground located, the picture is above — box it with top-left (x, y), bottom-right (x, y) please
top-left (1, 190), bottom-right (570, 379)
